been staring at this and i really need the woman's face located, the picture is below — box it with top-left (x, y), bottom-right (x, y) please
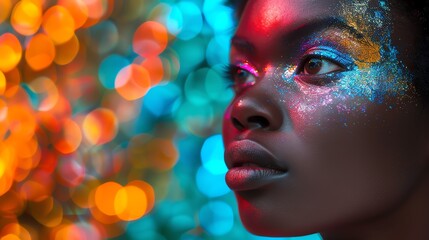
top-left (223, 0), bottom-right (429, 237)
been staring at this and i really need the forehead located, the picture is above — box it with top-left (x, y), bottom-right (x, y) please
top-left (236, 0), bottom-right (342, 38)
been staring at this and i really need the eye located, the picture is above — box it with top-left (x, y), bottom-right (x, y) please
top-left (300, 56), bottom-right (344, 75)
top-left (224, 64), bottom-right (257, 92)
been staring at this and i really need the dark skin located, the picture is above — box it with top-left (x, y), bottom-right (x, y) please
top-left (222, 0), bottom-right (429, 239)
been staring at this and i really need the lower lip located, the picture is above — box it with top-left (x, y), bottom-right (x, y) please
top-left (226, 167), bottom-right (287, 191)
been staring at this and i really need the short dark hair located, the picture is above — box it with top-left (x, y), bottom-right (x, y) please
top-left (226, 0), bottom-right (429, 106)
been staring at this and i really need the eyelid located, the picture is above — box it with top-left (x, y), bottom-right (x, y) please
top-left (235, 62), bottom-right (259, 77)
top-left (299, 46), bottom-right (355, 71)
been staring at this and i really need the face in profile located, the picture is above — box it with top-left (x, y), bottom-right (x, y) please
top-left (222, 0), bottom-right (429, 238)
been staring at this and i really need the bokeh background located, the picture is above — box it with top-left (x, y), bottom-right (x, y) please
top-left (0, 0), bottom-right (322, 239)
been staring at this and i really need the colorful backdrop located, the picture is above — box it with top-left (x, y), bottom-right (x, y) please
top-left (0, 0), bottom-right (322, 239)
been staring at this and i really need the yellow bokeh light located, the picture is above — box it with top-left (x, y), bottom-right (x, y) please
top-left (42, 6), bottom-right (75, 45)
top-left (82, 108), bottom-right (118, 145)
top-left (11, 0), bottom-right (42, 36)
top-left (25, 33), bottom-right (56, 71)
top-left (128, 180), bottom-right (155, 215)
top-left (0, 33), bottom-right (22, 73)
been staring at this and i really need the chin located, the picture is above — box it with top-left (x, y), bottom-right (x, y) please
top-left (235, 193), bottom-right (319, 237)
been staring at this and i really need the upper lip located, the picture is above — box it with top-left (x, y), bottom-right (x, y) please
top-left (225, 139), bottom-right (287, 171)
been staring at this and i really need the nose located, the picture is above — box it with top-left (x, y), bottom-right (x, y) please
top-left (229, 91), bottom-right (284, 132)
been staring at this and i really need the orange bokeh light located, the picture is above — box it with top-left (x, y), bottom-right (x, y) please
top-left (25, 33), bottom-right (56, 71)
top-left (42, 6), bottom-right (75, 45)
top-left (94, 181), bottom-right (121, 216)
top-left (115, 64), bottom-right (151, 100)
top-left (57, 0), bottom-right (89, 29)
top-left (82, 108), bottom-right (118, 145)
top-left (0, 33), bottom-right (22, 73)
top-left (133, 21), bottom-right (168, 58)
top-left (0, 0), bottom-right (12, 24)
top-left (140, 56), bottom-right (164, 86)
top-left (53, 118), bottom-right (82, 154)
top-left (0, 71), bottom-right (6, 95)
top-left (10, 0), bottom-right (42, 36)
top-left (54, 34), bottom-right (80, 65)
top-left (28, 77), bottom-right (59, 111)
top-left (128, 180), bottom-right (155, 215)
top-left (114, 185), bottom-right (147, 221)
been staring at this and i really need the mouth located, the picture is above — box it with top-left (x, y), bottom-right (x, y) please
top-left (225, 140), bottom-right (288, 191)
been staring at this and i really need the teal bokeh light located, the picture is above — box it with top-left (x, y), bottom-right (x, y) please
top-left (199, 201), bottom-right (234, 236)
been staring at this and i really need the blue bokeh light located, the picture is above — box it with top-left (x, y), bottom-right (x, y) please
top-left (98, 54), bottom-right (130, 89)
top-left (199, 201), bottom-right (234, 236)
top-left (143, 83), bottom-right (182, 117)
top-left (196, 166), bottom-right (230, 198)
top-left (200, 134), bottom-right (227, 175)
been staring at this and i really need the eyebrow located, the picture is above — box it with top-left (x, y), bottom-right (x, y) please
top-left (231, 17), bottom-right (365, 54)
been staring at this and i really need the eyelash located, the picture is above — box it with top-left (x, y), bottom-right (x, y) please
top-left (296, 54), bottom-right (347, 74)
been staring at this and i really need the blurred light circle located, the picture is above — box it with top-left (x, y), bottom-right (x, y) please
top-left (200, 134), bottom-right (227, 175)
top-left (42, 6), bottom-right (75, 45)
top-left (206, 35), bottom-right (231, 66)
top-left (54, 34), bottom-right (80, 65)
top-left (196, 166), bottom-right (230, 198)
top-left (88, 20), bottom-right (118, 54)
top-left (203, 0), bottom-right (234, 33)
top-left (99, 54), bottom-right (129, 89)
top-left (53, 119), bottom-right (82, 155)
top-left (176, 101), bottom-right (214, 136)
top-left (0, 71), bottom-right (5, 95)
top-left (94, 181), bottom-right (122, 216)
top-left (25, 33), bottom-right (56, 71)
top-left (27, 76), bottom-right (59, 111)
top-left (82, 108), bottom-right (118, 145)
top-left (199, 201), bottom-right (233, 236)
top-left (114, 185), bottom-right (147, 221)
top-left (140, 56), bottom-right (164, 86)
top-left (115, 64), bottom-right (151, 100)
top-left (57, 157), bottom-right (85, 187)
top-left (57, 0), bottom-right (89, 29)
top-left (174, 38), bottom-right (205, 75)
top-left (0, 0), bottom-right (12, 24)
top-left (205, 66), bottom-right (234, 103)
top-left (84, 0), bottom-right (109, 25)
top-left (165, 4), bottom-right (182, 36)
top-left (184, 68), bottom-right (211, 106)
top-left (0, 33), bottom-right (22, 72)
top-left (168, 2), bottom-right (203, 40)
top-left (143, 83), bottom-right (181, 117)
top-left (127, 180), bottom-right (155, 215)
top-left (133, 21), bottom-right (168, 58)
top-left (55, 223), bottom-right (101, 240)
top-left (11, 0), bottom-right (42, 36)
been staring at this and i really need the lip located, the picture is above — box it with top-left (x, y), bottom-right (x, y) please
top-left (225, 140), bottom-right (288, 191)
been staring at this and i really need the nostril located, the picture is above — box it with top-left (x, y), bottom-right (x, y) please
top-left (232, 117), bottom-right (245, 130)
top-left (247, 116), bottom-right (270, 129)
top-left (247, 116), bottom-right (269, 129)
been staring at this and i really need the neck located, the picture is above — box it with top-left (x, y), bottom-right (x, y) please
top-left (321, 170), bottom-right (429, 240)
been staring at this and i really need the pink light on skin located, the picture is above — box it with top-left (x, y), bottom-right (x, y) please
top-left (237, 62), bottom-right (259, 77)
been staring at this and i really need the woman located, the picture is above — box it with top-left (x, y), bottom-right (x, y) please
top-left (222, 0), bottom-right (429, 239)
